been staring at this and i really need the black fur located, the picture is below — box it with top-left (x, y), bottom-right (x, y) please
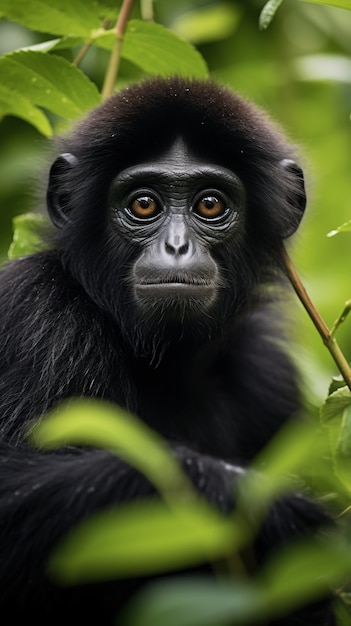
top-left (0, 78), bottom-right (333, 625)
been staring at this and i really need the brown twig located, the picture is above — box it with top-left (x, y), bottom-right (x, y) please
top-left (101, 0), bottom-right (135, 100)
top-left (282, 245), bottom-right (351, 392)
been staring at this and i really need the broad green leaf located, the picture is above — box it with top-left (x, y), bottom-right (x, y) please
top-left (49, 500), bottom-right (235, 583)
top-left (262, 536), bottom-right (351, 616)
top-left (0, 0), bottom-right (105, 37)
top-left (172, 2), bottom-right (241, 44)
top-left (327, 220), bottom-right (351, 237)
top-left (124, 577), bottom-right (264, 626)
top-left (0, 86), bottom-right (51, 136)
top-left (244, 420), bottom-right (323, 506)
top-left (0, 51), bottom-right (100, 121)
top-left (299, 0), bottom-right (351, 10)
top-left (8, 213), bottom-right (46, 260)
top-left (320, 386), bottom-right (351, 422)
top-left (95, 20), bottom-right (209, 78)
top-left (32, 399), bottom-right (194, 501)
top-left (259, 0), bottom-right (285, 30)
top-left (126, 536), bottom-right (351, 626)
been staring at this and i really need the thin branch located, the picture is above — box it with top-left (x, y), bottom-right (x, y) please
top-left (282, 245), bottom-right (351, 392)
top-left (101, 0), bottom-right (135, 100)
top-left (331, 300), bottom-right (351, 337)
top-left (73, 19), bottom-right (111, 67)
top-left (73, 42), bottom-right (92, 66)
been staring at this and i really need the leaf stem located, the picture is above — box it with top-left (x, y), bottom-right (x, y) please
top-left (101, 0), bottom-right (135, 100)
top-left (282, 245), bottom-right (351, 392)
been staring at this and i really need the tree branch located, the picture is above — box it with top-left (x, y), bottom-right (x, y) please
top-left (282, 245), bottom-right (351, 392)
top-left (101, 0), bottom-right (135, 100)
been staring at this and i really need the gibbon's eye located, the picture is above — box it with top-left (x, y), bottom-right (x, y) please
top-left (194, 195), bottom-right (226, 219)
top-left (129, 196), bottom-right (160, 219)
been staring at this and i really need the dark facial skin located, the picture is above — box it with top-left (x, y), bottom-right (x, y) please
top-left (109, 138), bottom-right (246, 315)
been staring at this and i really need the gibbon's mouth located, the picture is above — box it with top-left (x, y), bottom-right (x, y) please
top-left (135, 281), bottom-right (215, 297)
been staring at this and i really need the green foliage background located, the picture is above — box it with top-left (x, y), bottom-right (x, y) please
top-left (1, 1), bottom-right (351, 623)
top-left (1, 0), bottom-right (351, 393)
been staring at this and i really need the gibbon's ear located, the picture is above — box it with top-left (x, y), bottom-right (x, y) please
top-left (47, 153), bottom-right (78, 228)
top-left (280, 158), bottom-right (306, 238)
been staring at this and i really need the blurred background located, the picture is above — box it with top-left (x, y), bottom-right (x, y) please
top-left (0, 0), bottom-right (350, 399)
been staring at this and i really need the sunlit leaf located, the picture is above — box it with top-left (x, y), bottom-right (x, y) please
top-left (49, 500), bottom-right (235, 583)
top-left (32, 399), bottom-right (194, 500)
top-left (299, 0), bottom-right (351, 11)
top-left (95, 20), bottom-right (208, 78)
top-left (0, 0), bottom-right (104, 37)
top-left (0, 51), bottom-right (100, 121)
top-left (8, 213), bottom-right (46, 260)
top-left (172, 2), bottom-right (241, 44)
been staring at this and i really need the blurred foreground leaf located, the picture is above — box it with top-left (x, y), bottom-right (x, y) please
top-left (32, 399), bottom-right (195, 502)
top-left (49, 500), bottom-right (235, 583)
top-left (172, 2), bottom-right (241, 44)
top-left (123, 534), bottom-right (351, 626)
top-left (299, 0), bottom-right (351, 10)
top-left (321, 387), bottom-right (351, 492)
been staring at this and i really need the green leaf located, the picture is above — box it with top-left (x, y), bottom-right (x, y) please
top-left (49, 501), bottom-right (235, 583)
top-left (299, 0), bottom-right (351, 10)
top-left (329, 374), bottom-right (348, 395)
top-left (337, 404), bottom-right (351, 457)
top-left (8, 213), bottom-right (46, 260)
top-left (327, 220), bottom-right (351, 237)
top-left (124, 577), bottom-right (264, 626)
top-left (320, 387), bottom-right (351, 492)
top-left (95, 20), bottom-right (209, 78)
top-left (0, 0), bottom-right (104, 37)
top-left (125, 536), bottom-right (351, 626)
top-left (320, 386), bottom-right (351, 422)
top-left (0, 86), bottom-right (52, 136)
top-left (262, 536), bottom-right (351, 616)
top-left (259, 0), bottom-right (285, 30)
top-left (32, 399), bottom-right (194, 501)
top-left (172, 2), bottom-right (241, 44)
top-left (0, 51), bottom-right (100, 121)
